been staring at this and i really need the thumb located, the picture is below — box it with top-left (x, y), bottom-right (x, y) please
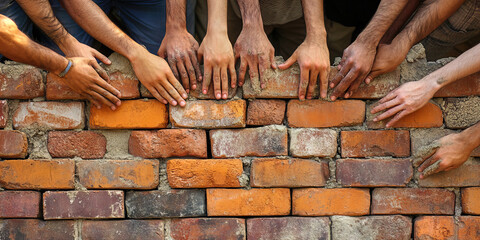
top-left (278, 54), bottom-right (297, 70)
top-left (93, 49), bottom-right (111, 65)
top-left (365, 70), bottom-right (381, 84)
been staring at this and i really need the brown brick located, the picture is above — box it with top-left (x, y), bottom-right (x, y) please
top-left (246, 99), bottom-right (286, 125)
top-left (247, 217), bottom-right (330, 240)
top-left (82, 220), bottom-right (164, 240)
top-left (90, 99), bottom-right (167, 129)
top-left (167, 159), bottom-right (242, 188)
top-left (0, 64), bottom-right (44, 99)
top-left (336, 158), bottom-right (413, 187)
top-left (0, 159), bottom-right (74, 189)
top-left (43, 190), bottom-right (124, 219)
top-left (443, 97), bottom-right (480, 129)
top-left (418, 159), bottom-right (480, 187)
top-left (250, 158), bottom-right (329, 187)
top-left (48, 131), bottom-right (106, 159)
top-left (170, 99), bottom-right (246, 128)
top-left (434, 71), bottom-right (480, 97)
top-left (207, 188), bottom-right (290, 216)
top-left (78, 160), bottom-right (159, 189)
top-left (289, 128), bottom-right (337, 158)
top-left (0, 191), bottom-right (40, 218)
top-left (210, 125), bottom-right (288, 158)
top-left (287, 100), bottom-right (365, 127)
top-left (341, 130), bottom-right (410, 157)
top-left (0, 130), bottom-right (28, 158)
top-left (0, 219), bottom-right (74, 240)
top-left (462, 187), bottom-right (480, 215)
top-left (332, 215), bottom-right (412, 240)
top-left (168, 218), bottom-right (245, 240)
top-left (372, 188), bottom-right (454, 215)
top-left (367, 101), bottom-right (443, 128)
top-left (0, 100), bottom-right (8, 128)
top-left (13, 102), bottom-right (85, 130)
top-left (129, 129), bottom-right (207, 158)
top-left (292, 188), bottom-right (370, 216)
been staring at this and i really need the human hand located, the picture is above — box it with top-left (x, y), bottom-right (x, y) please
top-left (278, 39), bottom-right (330, 100)
top-left (365, 40), bottom-right (409, 83)
top-left (59, 35), bottom-right (111, 65)
top-left (198, 32), bottom-right (236, 99)
top-left (158, 29), bottom-right (202, 93)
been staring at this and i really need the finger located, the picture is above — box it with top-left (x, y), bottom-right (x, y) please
top-left (94, 79), bottom-right (122, 103)
top-left (221, 67), bottom-right (228, 99)
top-left (176, 60), bottom-right (190, 93)
top-left (319, 69), bottom-right (328, 99)
top-left (154, 83), bottom-right (176, 105)
top-left (419, 155), bottom-right (441, 179)
top-left (331, 69), bottom-right (358, 101)
top-left (168, 58), bottom-right (180, 80)
top-left (166, 71), bottom-right (188, 105)
top-left (258, 56), bottom-right (268, 89)
top-left (385, 109), bottom-right (409, 128)
top-left (298, 67), bottom-right (309, 100)
top-left (91, 85), bottom-right (121, 108)
top-left (213, 67), bottom-right (221, 99)
top-left (89, 90), bottom-right (117, 110)
top-left (90, 61), bottom-right (110, 82)
top-left (92, 49), bottom-right (111, 65)
top-left (183, 54), bottom-right (197, 90)
top-left (229, 61), bottom-right (237, 89)
top-left (238, 59), bottom-right (248, 87)
top-left (365, 70), bottom-right (381, 84)
top-left (85, 94), bottom-right (102, 109)
top-left (371, 97), bottom-right (401, 115)
top-left (345, 73), bottom-right (368, 98)
top-left (270, 50), bottom-right (277, 69)
top-left (202, 65), bottom-right (212, 94)
top-left (146, 84), bottom-right (168, 105)
top-left (306, 71), bottom-right (318, 100)
top-left (189, 51), bottom-right (203, 82)
top-left (419, 152), bottom-right (440, 172)
top-left (413, 140), bottom-right (440, 167)
top-left (248, 57), bottom-right (260, 89)
top-left (278, 54), bottom-right (296, 70)
top-left (373, 104), bottom-right (403, 122)
top-left (330, 63), bottom-right (350, 89)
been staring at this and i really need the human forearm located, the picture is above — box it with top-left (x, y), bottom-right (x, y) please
top-left (206, 0), bottom-right (228, 35)
top-left (166, 0), bottom-right (186, 32)
top-left (301, 0), bottom-right (326, 41)
top-left (237, 0), bottom-right (263, 29)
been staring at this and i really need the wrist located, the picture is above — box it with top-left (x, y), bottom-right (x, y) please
top-left (56, 34), bottom-right (77, 53)
top-left (51, 57), bottom-right (70, 76)
top-left (166, 21), bottom-right (186, 33)
top-left (126, 44), bottom-right (150, 64)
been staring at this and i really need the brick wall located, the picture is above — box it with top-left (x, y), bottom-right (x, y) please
top-left (0, 48), bottom-right (479, 239)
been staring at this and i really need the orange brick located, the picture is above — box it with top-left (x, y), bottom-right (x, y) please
top-left (292, 188), bottom-right (370, 216)
top-left (13, 102), bottom-right (85, 130)
top-left (47, 131), bottom-right (106, 159)
top-left (77, 160), bottom-right (159, 189)
top-left (287, 100), bottom-right (365, 127)
top-left (0, 159), bottom-right (75, 189)
top-left (170, 100), bottom-right (246, 128)
top-left (250, 158), bottom-right (329, 187)
top-left (207, 188), bottom-right (290, 216)
top-left (414, 216), bottom-right (455, 240)
top-left (457, 216), bottom-right (480, 239)
top-left (0, 64), bottom-right (44, 99)
top-left (167, 159), bottom-right (243, 188)
top-left (462, 187), bottom-right (480, 215)
top-left (341, 130), bottom-right (410, 157)
top-left (418, 159), bottom-right (480, 187)
top-left (89, 99), bottom-right (168, 129)
top-left (434, 71), bottom-right (480, 97)
top-left (0, 100), bottom-right (8, 128)
top-left (0, 130), bottom-right (28, 158)
top-left (367, 102), bottom-right (443, 128)
top-left (247, 99), bottom-right (286, 125)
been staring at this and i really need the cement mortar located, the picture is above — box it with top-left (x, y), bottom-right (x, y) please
top-left (102, 53), bottom-right (137, 80)
top-left (443, 96), bottom-right (480, 129)
top-left (20, 124), bottom-right (51, 159)
top-left (97, 130), bottom-right (135, 159)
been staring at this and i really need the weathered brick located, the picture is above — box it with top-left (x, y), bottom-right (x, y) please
top-left (434, 71), bottom-right (480, 97)
top-left (289, 128), bottom-right (337, 158)
top-left (247, 217), bottom-right (330, 240)
top-left (443, 97), bottom-right (480, 129)
top-left (292, 188), bottom-right (370, 216)
top-left (0, 100), bottom-right (7, 128)
top-left (462, 187), bottom-right (480, 215)
top-left (0, 63), bottom-right (44, 99)
top-left (82, 220), bottom-right (164, 240)
top-left (413, 216), bottom-right (480, 240)
top-left (170, 100), bottom-right (246, 128)
top-left (13, 102), bottom-right (85, 130)
top-left (367, 101), bottom-right (443, 128)
top-left (287, 100), bottom-right (365, 127)
top-left (332, 215), bottom-right (412, 240)
top-left (126, 190), bottom-right (205, 218)
top-left (167, 159), bottom-right (242, 188)
top-left (0, 159), bottom-right (74, 189)
top-left (341, 130), bottom-right (410, 157)
top-left (43, 190), bottom-right (124, 219)
top-left (418, 158), bottom-right (480, 187)
top-left (210, 125), bottom-right (288, 158)
top-left (457, 216), bottom-right (480, 239)
top-left (250, 158), bottom-right (329, 187)
top-left (336, 158), bottom-right (413, 187)
top-left (246, 99), bottom-right (286, 125)
top-left (129, 129), bottom-right (207, 158)
top-left (48, 131), bottom-right (106, 159)
top-left (78, 160), bottom-right (159, 189)
top-left (168, 218), bottom-right (245, 240)
top-left (0, 219), bottom-right (74, 240)
top-left (90, 99), bottom-right (168, 129)
top-left (371, 188), bottom-right (454, 215)
top-left (207, 188), bottom-right (290, 216)
top-left (0, 191), bottom-right (40, 218)
top-left (0, 130), bottom-right (28, 158)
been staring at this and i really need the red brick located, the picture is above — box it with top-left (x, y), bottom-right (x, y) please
top-left (457, 216), bottom-right (480, 239)
top-left (168, 218), bottom-right (245, 240)
top-left (210, 125), bottom-right (288, 158)
top-left (207, 188), bottom-right (290, 216)
top-left (289, 128), bottom-right (337, 158)
top-left (89, 99), bottom-right (167, 129)
top-left (13, 102), bottom-right (85, 130)
top-left (129, 129), bottom-right (207, 158)
top-left (246, 99), bottom-right (286, 125)
top-left (341, 130), bottom-right (410, 157)
top-left (47, 131), bottom-right (106, 159)
top-left (372, 188), bottom-right (454, 215)
top-left (0, 191), bottom-right (40, 218)
top-left (0, 100), bottom-right (8, 128)
top-left (0, 64), bottom-right (44, 99)
top-left (367, 101), bottom-right (443, 128)
top-left (337, 158), bottom-right (413, 187)
top-left (0, 159), bottom-right (75, 189)
top-left (82, 220), bottom-right (164, 240)
top-left (247, 217), bottom-right (330, 240)
top-left (462, 187), bottom-right (480, 215)
top-left (287, 100), bottom-right (365, 127)
top-left (250, 158), bottom-right (329, 187)
top-left (170, 99), bottom-right (246, 128)
top-left (43, 190), bottom-right (124, 219)
top-left (0, 219), bottom-right (74, 240)
top-left (292, 188), bottom-right (370, 216)
top-left (332, 215), bottom-right (412, 240)
top-left (167, 159), bottom-right (243, 188)
top-left (434, 71), bottom-right (480, 97)
top-left (78, 160), bottom-right (159, 189)
top-left (418, 159), bottom-right (480, 187)
top-left (0, 130), bottom-right (28, 158)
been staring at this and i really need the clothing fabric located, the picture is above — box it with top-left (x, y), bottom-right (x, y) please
top-left (0, 0), bottom-right (13, 10)
top-left (0, 1), bottom-right (33, 59)
top-left (228, 0), bottom-right (303, 26)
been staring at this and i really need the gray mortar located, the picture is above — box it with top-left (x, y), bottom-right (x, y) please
top-left (451, 188), bottom-right (462, 217)
top-left (325, 159), bottom-right (341, 188)
top-left (97, 130), bottom-right (136, 159)
top-left (20, 124), bottom-right (51, 159)
top-left (239, 157), bottom-right (252, 188)
top-left (0, 62), bottom-right (36, 79)
top-left (101, 52), bottom-right (137, 79)
top-left (4, 99), bottom-right (18, 130)
top-left (443, 96), bottom-right (480, 129)
top-left (74, 220), bottom-right (83, 240)
top-left (406, 43), bottom-right (426, 63)
top-left (74, 159), bottom-right (87, 191)
top-left (157, 160), bottom-right (171, 191)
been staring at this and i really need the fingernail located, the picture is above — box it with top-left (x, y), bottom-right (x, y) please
top-left (373, 118), bottom-right (378, 122)
top-left (116, 101), bottom-right (121, 106)
top-left (239, 83), bottom-right (243, 87)
top-left (232, 84), bottom-right (236, 88)
top-left (186, 89), bottom-right (190, 94)
top-left (223, 93), bottom-right (227, 99)
top-left (330, 96), bottom-right (336, 101)
top-left (344, 93), bottom-right (350, 98)
top-left (172, 100), bottom-right (177, 106)
top-left (180, 100), bottom-right (186, 106)
top-left (183, 93), bottom-right (189, 99)
top-left (192, 84), bottom-right (197, 90)
top-left (216, 93), bottom-right (221, 99)
top-left (203, 89), bottom-right (207, 94)
top-left (111, 106), bottom-right (116, 111)
top-left (330, 83), bottom-right (334, 88)
top-left (97, 105), bottom-right (101, 109)
top-left (261, 84), bottom-right (265, 89)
